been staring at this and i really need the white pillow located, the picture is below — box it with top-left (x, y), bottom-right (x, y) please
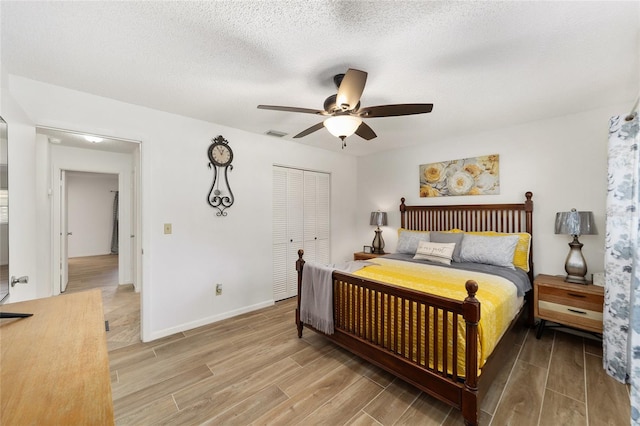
top-left (459, 234), bottom-right (519, 269)
top-left (413, 241), bottom-right (456, 265)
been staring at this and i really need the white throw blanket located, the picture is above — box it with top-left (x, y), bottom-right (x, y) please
top-left (300, 260), bottom-right (372, 335)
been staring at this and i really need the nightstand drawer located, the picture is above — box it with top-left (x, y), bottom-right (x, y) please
top-left (537, 286), bottom-right (603, 312)
top-left (538, 300), bottom-right (603, 333)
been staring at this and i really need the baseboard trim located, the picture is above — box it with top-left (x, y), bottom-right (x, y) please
top-left (143, 299), bottom-right (275, 342)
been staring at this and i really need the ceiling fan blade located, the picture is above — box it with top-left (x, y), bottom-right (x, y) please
top-left (355, 122), bottom-right (377, 140)
top-left (336, 69), bottom-right (367, 111)
top-left (293, 122), bottom-right (325, 138)
top-left (357, 103), bottom-right (434, 118)
top-left (257, 105), bottom-right (327, 115)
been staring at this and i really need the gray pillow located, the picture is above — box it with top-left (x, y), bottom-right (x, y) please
top-left (430, 232), bottom-right (464, 262)
top-left (396, 229), bottom-right (430, 254)
top-left (459, 234), bottom-right (519, 269)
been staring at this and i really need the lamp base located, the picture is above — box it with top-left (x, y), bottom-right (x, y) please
top-left (565, 275), bottom-right (588, 285)
top-left (372, 228), bottom-right (385, 255)
top-left (564, 236), bottom-right (588, 284)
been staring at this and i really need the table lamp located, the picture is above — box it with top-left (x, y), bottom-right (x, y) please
top-left (370, 211), bottom-right (388, 254)
top-left (554, 209), bottom-right (597, 284)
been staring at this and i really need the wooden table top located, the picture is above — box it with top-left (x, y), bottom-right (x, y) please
top-left (0, 289), bottom-right (114, 425)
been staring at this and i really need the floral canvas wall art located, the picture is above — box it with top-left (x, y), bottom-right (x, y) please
top-left (419, 154), bottom-right (500, 197)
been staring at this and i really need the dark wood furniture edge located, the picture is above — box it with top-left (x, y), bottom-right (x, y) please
top-left (295, 249), bottom-right (305, 338)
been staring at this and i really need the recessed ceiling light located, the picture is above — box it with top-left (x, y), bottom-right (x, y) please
top-left (84, 136), bottom-right (103, 143)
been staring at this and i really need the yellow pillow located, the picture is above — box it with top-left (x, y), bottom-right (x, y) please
top-left (463, 230), bottom-right (531, 272)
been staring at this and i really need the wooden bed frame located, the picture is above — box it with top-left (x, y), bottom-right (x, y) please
top-left (295, 192), bottom-right (534, 426)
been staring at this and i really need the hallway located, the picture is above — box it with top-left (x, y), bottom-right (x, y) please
top-left (66, 254), bottom-right (140, 350)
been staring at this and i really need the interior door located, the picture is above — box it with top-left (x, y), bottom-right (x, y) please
top-left (272, 167), bottom-right (288, 301)
top-left (60, 170), bottom-right (69, 292)
top-left (286, 169), bottom-right (304, 297)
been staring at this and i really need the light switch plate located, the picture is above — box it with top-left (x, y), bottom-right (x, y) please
top-left (164, 223), bottom-right (172, 234)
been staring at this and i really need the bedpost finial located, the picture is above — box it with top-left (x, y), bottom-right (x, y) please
top-left (296, 249), bottom-right (305, 272)
top-left (465, 280), bottom-right (478, 298)
top-left (524, 191), bottom-right (533, 212)
top-left (400, 197), bottom-right (406, 212)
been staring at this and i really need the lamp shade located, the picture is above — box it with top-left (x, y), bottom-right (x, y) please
top-left (370, 211), bottom-right (388, 227)
top-left (554, 209), bottom-right (597, 236)
top-left (323, 115), bottom-right (362, 139)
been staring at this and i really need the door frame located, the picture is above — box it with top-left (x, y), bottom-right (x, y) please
top-left (52, 168), bottom-right (131, 295)
top-left (60, 170), bottom-right (68, 292)
top-left (58, 170), bottom-right (122, 293)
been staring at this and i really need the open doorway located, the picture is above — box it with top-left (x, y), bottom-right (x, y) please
top-left (40, 127), bottom-right (140, 294)
top-left (62, 171), bottom-right (119, 293)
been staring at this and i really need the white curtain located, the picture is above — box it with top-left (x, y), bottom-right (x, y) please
top-left (603, 113), bottom-right (639, 423)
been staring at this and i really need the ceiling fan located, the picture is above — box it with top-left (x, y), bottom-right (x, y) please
top-left (257, 68), bottom-right (433, 148)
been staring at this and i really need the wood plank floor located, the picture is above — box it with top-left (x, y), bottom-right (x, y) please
top-left (66, 254), bottom-right (140, 351)
top-left (66, 255), bottom-right (630, 425)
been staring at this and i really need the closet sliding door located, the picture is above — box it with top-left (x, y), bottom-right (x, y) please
top-left (273, 166), bottom-right (330, 301)
top-left (303, 171), bottom-right (329, 265)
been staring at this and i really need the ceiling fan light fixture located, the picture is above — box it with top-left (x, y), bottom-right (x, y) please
top-left (257, 68), bottom-right (433, 144)
top-left (323, 115), bottom-right (361, 140)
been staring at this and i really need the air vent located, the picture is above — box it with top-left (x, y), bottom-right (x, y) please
top-left (265, 130), bottom-right (288, 138)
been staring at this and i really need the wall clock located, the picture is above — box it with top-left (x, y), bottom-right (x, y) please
top-left (207, 135), bottom-right (234, 216)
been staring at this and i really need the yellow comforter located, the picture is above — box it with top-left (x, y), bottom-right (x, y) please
top-left (351, 257), bottom-right (520, 376)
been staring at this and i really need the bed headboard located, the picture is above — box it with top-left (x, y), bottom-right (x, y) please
top-left (399, 191), bottom-right (534, 277)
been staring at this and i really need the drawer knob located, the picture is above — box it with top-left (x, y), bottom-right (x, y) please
top-left (567, 308), bottom-right (587, 315)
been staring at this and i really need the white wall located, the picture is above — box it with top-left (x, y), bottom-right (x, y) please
top-left (356, 104), bottom-right (628, 278)
top-left (4, 75), bottom-right (359, 342)
top-left (0, 76), bottom-right (40, 302)
top-left (67, 172), bottom-right (118, 258)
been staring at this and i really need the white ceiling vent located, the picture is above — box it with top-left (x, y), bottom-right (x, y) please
top-left (265, 130), bottom-right (287, 138)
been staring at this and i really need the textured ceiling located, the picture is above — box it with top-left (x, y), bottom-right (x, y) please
top-left (2, 1), bottom-right (639, 156)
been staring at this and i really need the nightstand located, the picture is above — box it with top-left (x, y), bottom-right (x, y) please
top-left (534, 274), bottom-right (604, 338)
top-left (353, 252), bottom-right (384, 261)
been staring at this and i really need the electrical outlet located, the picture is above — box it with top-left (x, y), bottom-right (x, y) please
top-left (216, 283), bottom-right (222, 295)
top-left (164, 223), bottom-right (172, 234)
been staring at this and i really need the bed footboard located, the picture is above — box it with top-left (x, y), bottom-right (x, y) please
top-left (295, 250), bottom-right (482, 425)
